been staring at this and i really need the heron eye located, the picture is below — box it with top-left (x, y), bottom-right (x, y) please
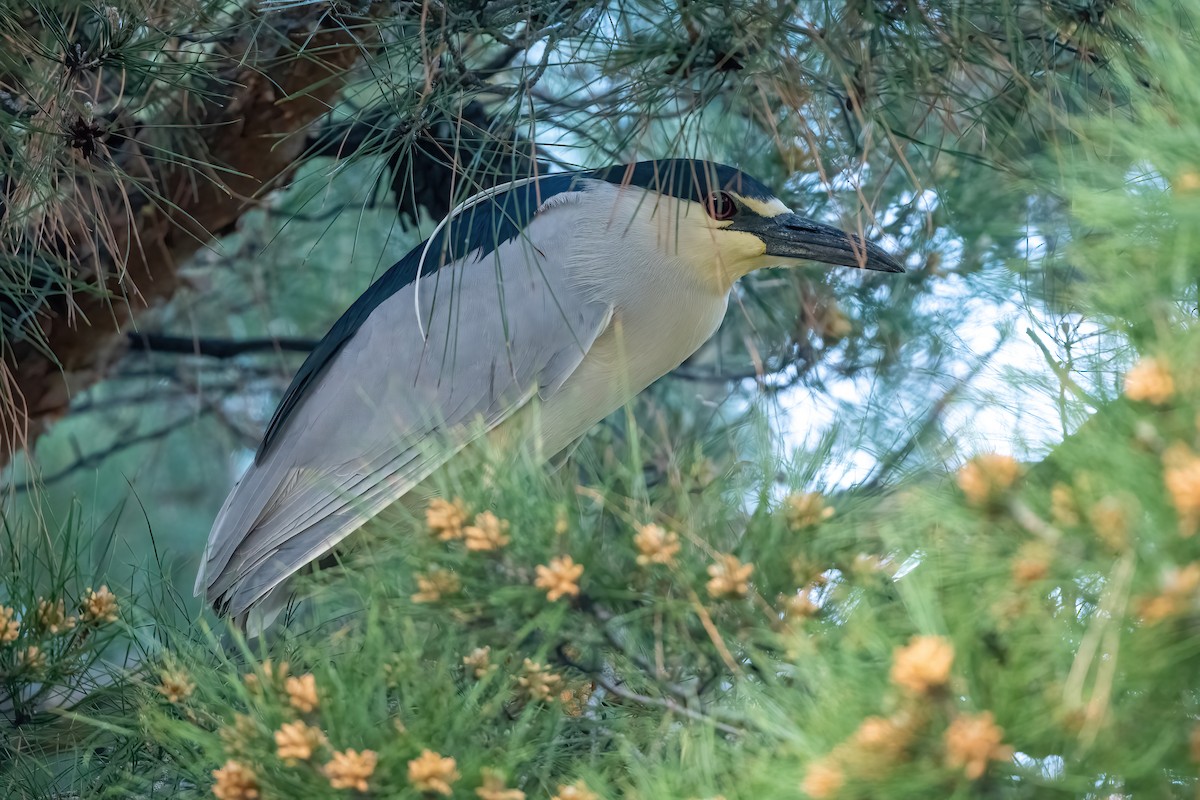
top-left (707, 191), bottom-right (737, 221)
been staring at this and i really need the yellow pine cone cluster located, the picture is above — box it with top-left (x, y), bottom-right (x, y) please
top-left (518, 658), bottom-right (563, 702)
top-left (1123, 356), bottom-right (1175, 405)
top-left (477, 769), bottom-right (525, 800)
top-left (412, 567), bottom-right (462, 603)
top-left (800, 758), bottom-right (844, 799)
top-left (1175, 171), bottom-right (1200, 194)
top-left (157, 668), bottom-right (196, 704)
top-left (18, 646), bottom-right (45, 671)
top-left (846, 713), bottom-right (916, 772)
top-left (80, 585), bottom-right (119, 624)
top-left (275, 720), bottom-right (326, 762)
top-left (802, 710), bottom-right (920, 797)
top-left (286, 673), bottom-right (319, 713)
top-left (633, 523), bottom-right (680, 567)
top-left (778, 590), bottom-right (819, 620)
top-left (706, 553), bottom-right (754, 599)
top-left (535, 555), bottom-right (584, 601)
top-left (890, 635), bottom-right (954, 695)
top-left (943, 711), bottom-right (1013, 779)
top-left (1138, 562), bottom-right (1200, 623)
top-left (36, 597), bottom-right (77, 635)
top-left (407, 749), bottom-right (459, 796)
top-left (463, 646), bottom-right (495, 679)
top-left (325, 748), bottom-right (378, 792)
top-left (217, 714), bottom-right (383, 795)
top-left (464, 511), bottom-right (511, 552)
top-left (1011, 541), bottom-right (1053, 585)
top-left (552, 781), bottom-right (600, 800)
top-left (956, 453), bottom-right (1020, 507)
top-left (1163, 443), bottom-right (1200, 536)
top-left (802, 704), bottom-right (1011, 795)
top-left (784, 492), bottom-right (835, 530)
top-left (426, 497), bottom-right (470, 541)
top-left (1087, 496), bottom-right (1132, 550)
top-left (212, 760), bottom-right (259, 800)
top-left (0, 605), bottom-right (18, 644)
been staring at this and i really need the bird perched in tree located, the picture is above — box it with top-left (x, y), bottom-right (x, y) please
top-left (196, 158), bottom-right (902, 630)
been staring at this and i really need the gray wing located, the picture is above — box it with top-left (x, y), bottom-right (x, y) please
top-left (196, 197), bottom-right (611, 617)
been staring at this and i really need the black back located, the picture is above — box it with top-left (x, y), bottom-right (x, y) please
top-left (255, 160), bottom-right (771, 461)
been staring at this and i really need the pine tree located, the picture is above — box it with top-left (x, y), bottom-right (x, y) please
top-left (3, 1), bottom-right (1200, 798)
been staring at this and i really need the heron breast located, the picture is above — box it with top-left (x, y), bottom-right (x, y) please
top-left (530, 292), bottom-right (729, 456)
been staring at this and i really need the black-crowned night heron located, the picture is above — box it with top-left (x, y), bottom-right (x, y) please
top-left (196, 158), bottom-right (902, 628)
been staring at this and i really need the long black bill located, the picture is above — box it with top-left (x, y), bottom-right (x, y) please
top-left (738, 213), bottom-right (904, 273)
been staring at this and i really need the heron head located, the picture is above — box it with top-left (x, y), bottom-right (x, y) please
top-left (590, 160), bottom-right (903, 291)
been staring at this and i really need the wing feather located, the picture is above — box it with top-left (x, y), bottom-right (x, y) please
top-left (198, 196), bottom-right (611, 616)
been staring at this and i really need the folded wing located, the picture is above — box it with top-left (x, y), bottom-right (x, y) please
top-left (196, 193), bottom-right (611, 619)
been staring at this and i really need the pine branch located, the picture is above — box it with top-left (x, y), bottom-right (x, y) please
top-left (304, 100), bottom-right (546, 224)
top-left (4, 411), bottom-right (208, 494)
top-left (0, 4), bottom-right (377, 467)
top-left (124, 333), bottom-right (317, 359)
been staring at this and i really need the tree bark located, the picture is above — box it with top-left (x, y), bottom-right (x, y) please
top-left (0, 7), bottom-right (369, 467)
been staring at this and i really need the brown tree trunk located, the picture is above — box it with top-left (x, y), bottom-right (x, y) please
top-left (0, 7), bottom-right (370, 468)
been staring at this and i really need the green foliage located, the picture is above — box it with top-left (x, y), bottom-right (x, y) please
top-left (0, 0), bottom-right (221, 350)
top-left (0, 510), bottom-right (151, 798)
top-left (10, 371), bottom-right (1200, 798)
